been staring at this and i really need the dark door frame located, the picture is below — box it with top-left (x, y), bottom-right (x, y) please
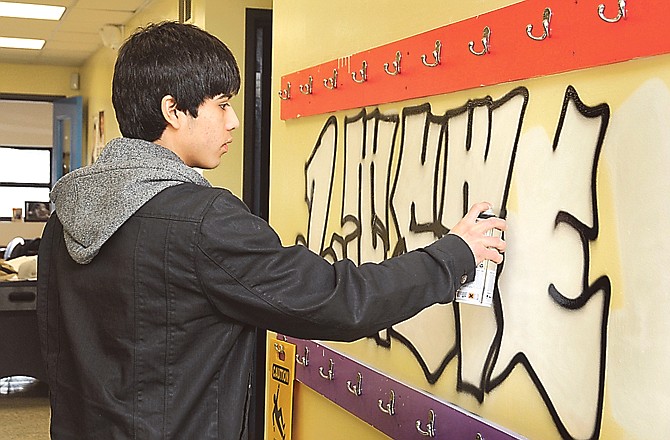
top-left (243, 8), bottom-right (272, 439)
top-left (243, 8), bottom-right (272, 222)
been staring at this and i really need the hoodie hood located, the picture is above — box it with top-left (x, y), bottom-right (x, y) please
top-left (51, 137), bottom-right (211, 264)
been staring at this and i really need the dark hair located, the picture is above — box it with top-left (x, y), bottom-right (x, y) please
top-left (112, 21), bottom-right (241, 141)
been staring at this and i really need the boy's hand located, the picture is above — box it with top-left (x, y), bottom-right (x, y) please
top-left (449, 202), bottom-right (507, 265)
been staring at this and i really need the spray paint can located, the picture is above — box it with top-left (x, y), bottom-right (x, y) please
top-left (455, 208), bottom-right (499, 307)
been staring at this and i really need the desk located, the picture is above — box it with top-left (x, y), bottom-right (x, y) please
top-left (0, 280), bottom-right (46, 382)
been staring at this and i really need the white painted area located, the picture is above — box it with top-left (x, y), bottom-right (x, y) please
top-left (604, 78), bottom-right (670, 437)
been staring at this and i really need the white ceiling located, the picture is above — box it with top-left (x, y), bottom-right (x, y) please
top-left (0, 0), bottom-right (152, 66)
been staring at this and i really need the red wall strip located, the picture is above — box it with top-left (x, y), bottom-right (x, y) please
top-left (279, 0), bottom-right (668, 120)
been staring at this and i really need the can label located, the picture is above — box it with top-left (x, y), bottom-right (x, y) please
top-left (455, 209), bottom-right (499, 307)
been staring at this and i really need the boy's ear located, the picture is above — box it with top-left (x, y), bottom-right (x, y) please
top-left (160, 95), bottom-right (182, 129)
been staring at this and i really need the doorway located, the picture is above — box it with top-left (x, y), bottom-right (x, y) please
top-left (52, 96), bottom-right (83, 181)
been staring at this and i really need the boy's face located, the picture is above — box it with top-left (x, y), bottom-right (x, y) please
top-left (178, 95), bottom-right (239, 169)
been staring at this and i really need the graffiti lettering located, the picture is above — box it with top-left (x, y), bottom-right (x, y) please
top-left (300, 86), bottom-right (610, 440)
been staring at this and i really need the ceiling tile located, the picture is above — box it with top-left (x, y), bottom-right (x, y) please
top-left (0, 17), bottom-right (59, 39)
top-left (0, 0), bottom-right (153, 66)
top-left (75, 0), bottom-right (151, 12)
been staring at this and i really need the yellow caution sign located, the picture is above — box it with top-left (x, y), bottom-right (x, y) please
top-left (266, 336), bottom-right (296, 440)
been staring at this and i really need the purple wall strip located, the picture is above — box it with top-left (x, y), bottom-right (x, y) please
top-left (281, 336), bottom-right (527, 440)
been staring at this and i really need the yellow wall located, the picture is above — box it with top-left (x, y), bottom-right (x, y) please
top-left (80, 47), bottom-right (120, 163)
top-left (270, 3), bottom-right (521, 438)
top-left (0, 63), bottom-right (79, 97)
top-left (270, 1), bottom-right (670, 439)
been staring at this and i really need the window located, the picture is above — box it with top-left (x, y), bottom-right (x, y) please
top-left (0, 97), bottom-right (54, 222)
top-left (0, 146), bottom-right (51, 221)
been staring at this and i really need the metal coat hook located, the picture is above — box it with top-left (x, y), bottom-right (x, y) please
top-left (323, 69), bottom-right (338, 90)
top-left (319, 359), bottom-right (334, 380)
top-left (421, 40), bottom-right (442, 67)
top-left (384, 51), bottom-right (402, 75)
top-left (273, 342), bottom-right (285, 361)
top-left (296, 346), bottom-right (309, 366)
top-left (527, 7), bottom-right (552, 41)
top-left (299, 75), bottom-right (313, 95)
top-left (352, 60), bottom-right (368, 83)
top-left (416, 409), bottom-right (436, 437)
top-left (346, 372), bottom-right (363, 396)
top-left (598, 0), bottom-right (626, 23)
top-left (278, 82), bottom-right (291, 100)
top-left (378, 389), bottom-right (396, 416)
top-left (469, 26), bottom-right (491, 56)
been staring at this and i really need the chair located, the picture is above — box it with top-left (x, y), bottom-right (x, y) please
top-left (3, 237), bottom-right (25, 260)
top-left (3, 237), bottom-right (40, 260)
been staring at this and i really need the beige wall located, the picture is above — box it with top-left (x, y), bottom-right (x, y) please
top-left (0, 222), bottom-right (45, 247)
top-left (0, 100), bottom-right (52, 147)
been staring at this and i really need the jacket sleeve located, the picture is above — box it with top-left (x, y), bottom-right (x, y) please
top-left (195, 191), bottom-right (475, 342)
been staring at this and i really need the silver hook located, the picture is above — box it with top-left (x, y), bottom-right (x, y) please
top-left (421, 40), bottom-right (442, 67)
top-left (299, 76), bottom-right (313, 95)
top-left (351, 60), bottom-right (367, 83)
top-left (346, 372), bottom-right (363, 396)
top-left (598, 0), bottom-right (626, 23)
top-left (526, 7), bottom-right (552, 41)
top-left (469, 26), bottom-right (491, 56)
top-left (296, 346), bottom-right (309, 367)
top-left (384, 51), bottom-right (402, 75)
top-left (416, 409), bottom-right (436, 437)
top-left (278, 82), bottom-right (291, 100)
top-left (319, 359), bottom-right (334, 380)
top-left (323, 69), bottom-right (338, 90)
top-left (378, 389), bottom-right (396, 416)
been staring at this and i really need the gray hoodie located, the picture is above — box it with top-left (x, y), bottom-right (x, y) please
top-left (51, 137), bottom-right (211, 264)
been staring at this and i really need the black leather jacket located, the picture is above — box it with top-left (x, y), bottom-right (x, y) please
top-left (37, 183), bottom-right (475, 439)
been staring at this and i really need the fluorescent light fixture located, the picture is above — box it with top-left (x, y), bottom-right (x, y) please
top-left (0, 1), bottom-right (65, 20)
top-left (0, 36), bottom-right (45, 49)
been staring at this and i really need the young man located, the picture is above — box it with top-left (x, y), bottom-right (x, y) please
top-left (37, 21), bottom-right (506, 439)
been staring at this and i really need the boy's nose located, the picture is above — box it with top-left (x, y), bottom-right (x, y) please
top-left (227, 107), bottom-right (240, 130)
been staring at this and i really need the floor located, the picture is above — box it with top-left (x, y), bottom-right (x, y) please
top-left (0, 376), bottom-right (51, 439)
